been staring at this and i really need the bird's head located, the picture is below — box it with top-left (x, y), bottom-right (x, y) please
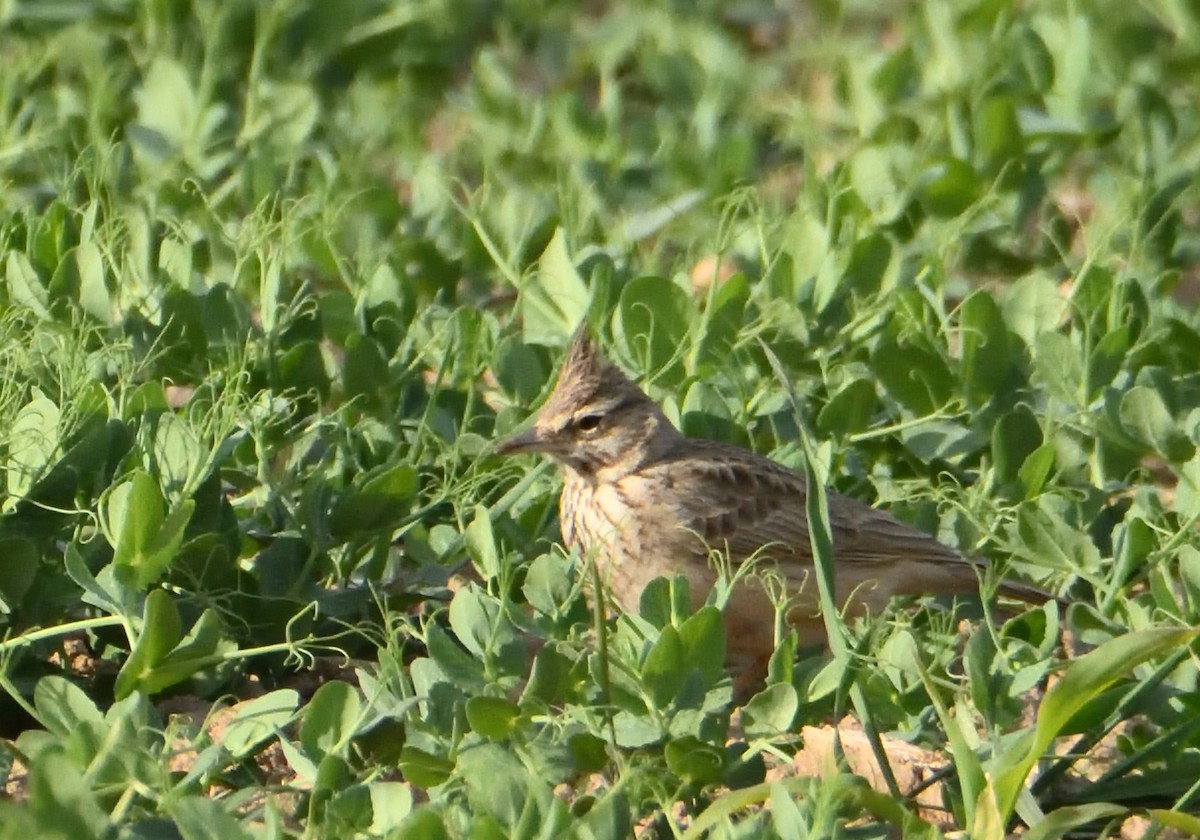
top-left (496, 325), bottom-right (678, 481)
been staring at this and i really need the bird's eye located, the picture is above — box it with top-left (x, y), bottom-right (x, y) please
top-left (575, 414), bottom-right (603, 433)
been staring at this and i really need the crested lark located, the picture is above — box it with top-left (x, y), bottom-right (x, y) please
top-left (497, 327), bottom-right (1046, 677)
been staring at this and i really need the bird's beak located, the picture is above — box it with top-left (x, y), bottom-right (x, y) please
top-left (495, 426), bottom-right (544, 455)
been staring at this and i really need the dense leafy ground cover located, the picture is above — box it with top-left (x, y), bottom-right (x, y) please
top-left (1, 0), bottom-right (1200, 837)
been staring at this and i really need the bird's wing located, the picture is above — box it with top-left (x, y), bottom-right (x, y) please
top-left (645, 440), bottom-right (967, 572)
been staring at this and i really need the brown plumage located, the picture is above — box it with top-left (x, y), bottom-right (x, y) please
top-left (497, 326), bottom-right (1047, 677)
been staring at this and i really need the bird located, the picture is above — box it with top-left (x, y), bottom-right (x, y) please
top-left (496, 325), bottom-right (1048, 681)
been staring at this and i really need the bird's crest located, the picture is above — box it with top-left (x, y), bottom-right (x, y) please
top-left (542, 324), bottom-right (641, 416)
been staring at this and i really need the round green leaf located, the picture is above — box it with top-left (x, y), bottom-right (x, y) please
top-left (817, 379), bottom-right (878, 437)
top-left (465, 696), bottom-right (521, 740)
top-left (300, 680), bottom-right (361, 758)
top-left (278, 340), bottom-right (330, 401)
top-left (677, 606), bottom-right (726, 686)
top-left (992, 409), bottom-right (1043, 487)
top-left (0, 538), bottom-right (39, 612)
top-left (664, 735), bottom-right (725, 786)
top-left (522, 553), bottom-right (574, 617)
top-left (221, 690), bottom-right (300, 759)
top-left (740, 683), bottom-right (799, 738)
top-left (342, 333), bottom-right (390, 402)
top-left (916, 157), bottom-right (983, 217)
top-left (958, 290), bottom-right (1012, 406)
top-left (612, 275), bottom-right (692, 388)
top-left (642, 625), bottom-right (686, 707)
top-left (568, 732), bottom-right (609, 774)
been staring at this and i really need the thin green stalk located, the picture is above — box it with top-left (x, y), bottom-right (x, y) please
top-left (1031, 647), bottom-right (1190, 796)
top-left (590, 558), bottom-right (619, 750)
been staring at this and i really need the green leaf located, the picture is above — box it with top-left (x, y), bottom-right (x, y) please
top-left (639, 576), bottom-right (674, 629)
top-left (1011, 25), bottom-right (1055, 93)
top-left (578, 788), bottom-right (632, 840)
top-left (993, 409), bottom-right (1043, 489)
top-left (1088, 326), bottom-right (1128, 397)
top-left (277, 340), bottom-right (330, 400)
top-left (368, 782), bottom-right (415, 835)
top-left (642, 625), bottom-right (687, 707)
top-left (816, 379), bottom-right (877, 437)
top-left (1179, 545), bottom-right (1200, 607)
top-left (0, 537), bottom-right (38, 613)
top-left (101, 469), bottom-right (192, 588)
top-left (425, 623), bottom-right (487, 691)
top-left (329, 462), bottom-right (418, 538)
top-left (847, 147), bottom-right (904, 224)
top-left (7, 390), bottom-right (60, 500)
top-left (25, 418), bottom-right (130, 513)
top-left (316, 290), bottom-right (356, 346)
top-left (252, 80), bottom-right (319, 153)
top-left (394, 808), bottom-right (450, 840)
top-left (342, 333), bottom-right (390, 401)
top-left (1012, 499), bottom-right (1102, 574)
top-left (399, 745), bottom-right (454, 789)
top-left (568, 731), bottom-right (610, 774)
top-left (33, 676), bottom-right (104, 738)
top-left (105, 471), bottom-right (163, 570)
top-left (741, 683), bottom-right (799, 738)
top-left (448, 585), bottom-right (499, 659)
top-left (965, 624), bottom-right (1002, 722)
top-left (842, 232), bottom-right (895, 298)
top-left (158, 235), bottom-right (193, 287)
top-left (153, 413), bottom-right (204, 495)
top-left (146, 500), bottom-right (195, 583)
top-left (959, 290), bottom-right (1012, 407)
top-left (326, 784), bottom-right (373, 835)
top-left (464, 504), bottom-right (501, 580)
top-left (677, 606), bottom-right (726, 686)
top-left (314, 753), bottom-right (354, 798)
top-left (870, 340), bottom-right (953, 415)
top-left (24, 747), bottom-right (109, 839)
top-left (612, 275), bottom-right (692, 387)
top-left (665, 735), bottom-right (725, 786)
top-left (6, 250), bottom-right (51, 317)
top-left (65, 542), bottom-right (124, 614)
top-left (767, 632), bottom-right (797, 687)
top-left (1018, 444), bottom-right (1056, 498)
top-left (132, 56), bottom-right (199, 153)
top-left (278, 737), bottom-right (318, 785)
top-left (1032, 332), bottom-right (1083, 406)
top-left (114, 588), bottom-right (184, 699)
top-left (899, 418), bottom-right (985, 461)
top-left (916, 157), bottom-right (982, 216)
top-left (136, 608), bottom-right (225, 694)
top-left (975, 95), bottom-right (1024, 173)
top-left (1120, 385), bottom-right (1195, 462)
top-left (989, 627), bottom-right (1198, 820)
top-left (520, 227), bottom-right (589, 345)
top-left (522, 553), bottom-right (574, 617)
top-left (457, 742), bottom-right (569, 831)
top-left (465, 696), bottom-right (521, 740)
top-left (521, 643), bottom-right (572, 704)
top-left (1003, 274), bottom-right (1066, 346)
top-left (361, 262), bottom-right (403, 309)
top-left (492, 335), bottom-right (549, 403)
top-left (695, 273), bottom-right (748, 369)
top-left (1150, 809), bottom-right (1200, 836)
top-left (49, 243), bottom-right (112, 323)
top-left (170, 795), bottom-right (252, 840)
top-left (301, 680), bottom-right (361, 759)
top-left (220, 690), bottom-right (300, 759)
